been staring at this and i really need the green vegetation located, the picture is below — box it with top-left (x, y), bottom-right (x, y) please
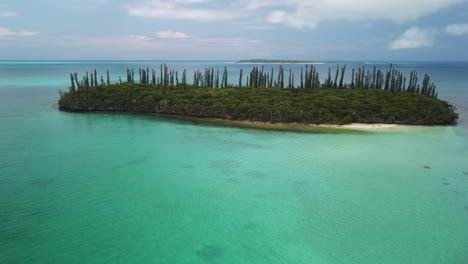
top-left (59, 82), bottom-right (458, 125)
top-left (59, 65), bottom-right (458, 125)
top-left (65, 64), bottom-right (441, 97)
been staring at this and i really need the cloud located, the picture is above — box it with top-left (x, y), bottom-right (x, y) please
top-left (124, 0), bottom-right (246, 21)
top-left (261, 0), bottom-right (467, 29)
top-left (389, 27), bottom-right (438, 50)
top-left (0, 27), bottom-right (39, 38)
top-left (245, 25), bottom-right (275, 30)
top-left (129, 34), bottom-right (152, 41)
top-left (5, 33), bottom-right (264, 60)
top-left (125, 0), bottom-right (468, 29)
top-left (0, 12), bottom-right (17, 17)
top-left (156, 30), bottom-right (190, 39)
top-left (446, 23), bottom-right (468, 35)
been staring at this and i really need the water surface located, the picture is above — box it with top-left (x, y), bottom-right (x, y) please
top-left (1, 61), bottom-right (467, 263)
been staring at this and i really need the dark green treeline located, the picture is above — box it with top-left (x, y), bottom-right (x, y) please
top-left (67, 64), bottom-right (439, 98)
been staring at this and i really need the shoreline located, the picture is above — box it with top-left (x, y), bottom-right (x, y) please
top-left (205, 118), bottom-right (417, 132)
top-left (62, 109), bottom-right (426, 133)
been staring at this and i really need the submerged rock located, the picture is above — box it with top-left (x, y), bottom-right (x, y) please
top-left (463, 172), bottom-right (468, 176)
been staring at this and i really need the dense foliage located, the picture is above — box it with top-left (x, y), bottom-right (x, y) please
top-left (59, 83), bottom-right (458, 125)
top-left (66, 64), bottom-right (439, 98)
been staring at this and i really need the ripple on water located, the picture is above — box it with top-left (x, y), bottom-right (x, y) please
top-left (209, 160), bottom-right (241, 176)
top-left (244, 171), bottom-right (267, 179)
top-left (29, 178), bottom-right (56, 188)
top-left (125, 158), bottom-right (147, 165)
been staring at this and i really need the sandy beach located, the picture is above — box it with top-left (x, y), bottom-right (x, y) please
top-left (319, 123), bottom-right (402, 131)
top-left (201, 118), bottom-right (419, 133)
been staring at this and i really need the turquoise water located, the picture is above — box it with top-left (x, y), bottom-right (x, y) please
top-left (1, 61), bottom-right (468, 263)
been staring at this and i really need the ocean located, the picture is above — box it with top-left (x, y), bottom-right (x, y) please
top-left (0, 61), bottom-right (467, 263)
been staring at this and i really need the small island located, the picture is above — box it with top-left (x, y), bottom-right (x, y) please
top-left (58, 64), bottom-right (459, 130)
top-left (236, 59), bottom-right (366, 64)
top-left (237, 59), bottom-right (317, 64)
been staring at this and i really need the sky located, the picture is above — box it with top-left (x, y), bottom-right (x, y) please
top-left (1, 0), bottom-right (468, 60)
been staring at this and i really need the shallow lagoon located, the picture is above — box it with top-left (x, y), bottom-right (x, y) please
top-left (1, 61), bottom-right (467, 263)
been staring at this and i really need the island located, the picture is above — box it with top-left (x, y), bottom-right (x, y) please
top-left (58, 65), bottom-right (459, 131)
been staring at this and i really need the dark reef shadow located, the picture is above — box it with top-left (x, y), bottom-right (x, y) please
top-left (243, 222), bottom-right (258, 231)
top-left (196, 245), bottom-right (225, 261)
top-left (210, 160), bottom-right (241, 176)
top-left (210, 160), bottom-right (241, 169)
top-left (227, 177), bottom-right (240, 184)
top-left (244, 171), bottom-right (267, 179)
top-left (125, 158), bottom-right (146, 165)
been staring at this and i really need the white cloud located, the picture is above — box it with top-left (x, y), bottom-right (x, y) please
top-left (156, 30), bottom-right (190, 39)
top-left (8, 33), bottom-right (264, 60)
top-left (389, 27), bottom-right (438, 50)
top-left (260, 0), bottom-right (467, 29)
top-left (124, 0), bottom-right (246, 21)
top-left (0, 12), bottom-right (17, 17)
top-left (129, 34), bottom-right (152, 41)
top-left (0, 27), bottom-right (39, 38)
top-left (446, 23), bottom-right (468, 35)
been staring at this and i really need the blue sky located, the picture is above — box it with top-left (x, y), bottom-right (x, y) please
top-left (1, 0), bottom-right (468, 60)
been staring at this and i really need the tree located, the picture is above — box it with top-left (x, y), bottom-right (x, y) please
top-left (239, 69), bottom-right (243, 87)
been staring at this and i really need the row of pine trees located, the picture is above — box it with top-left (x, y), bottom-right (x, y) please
top-left (68, 64), bottom-right (438, 98)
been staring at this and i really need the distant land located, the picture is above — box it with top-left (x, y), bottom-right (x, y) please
top-left (236, 59), bottom-right (366, 64)
top-left (237, 59), bottom-right (317, 64)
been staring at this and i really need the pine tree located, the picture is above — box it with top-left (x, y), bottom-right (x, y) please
top-left (70, 73), bottom-right (76, 91)
top-left (300, 68), bottom-right (304, 89)
top-left (239, 69), bottom-right (243, 87)
top-left (94, 70), bottom-right (98, 87)
top-left (339, 65), bottom-right (346, 89)
top-left (333, 65), bottom-right (339, 88)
